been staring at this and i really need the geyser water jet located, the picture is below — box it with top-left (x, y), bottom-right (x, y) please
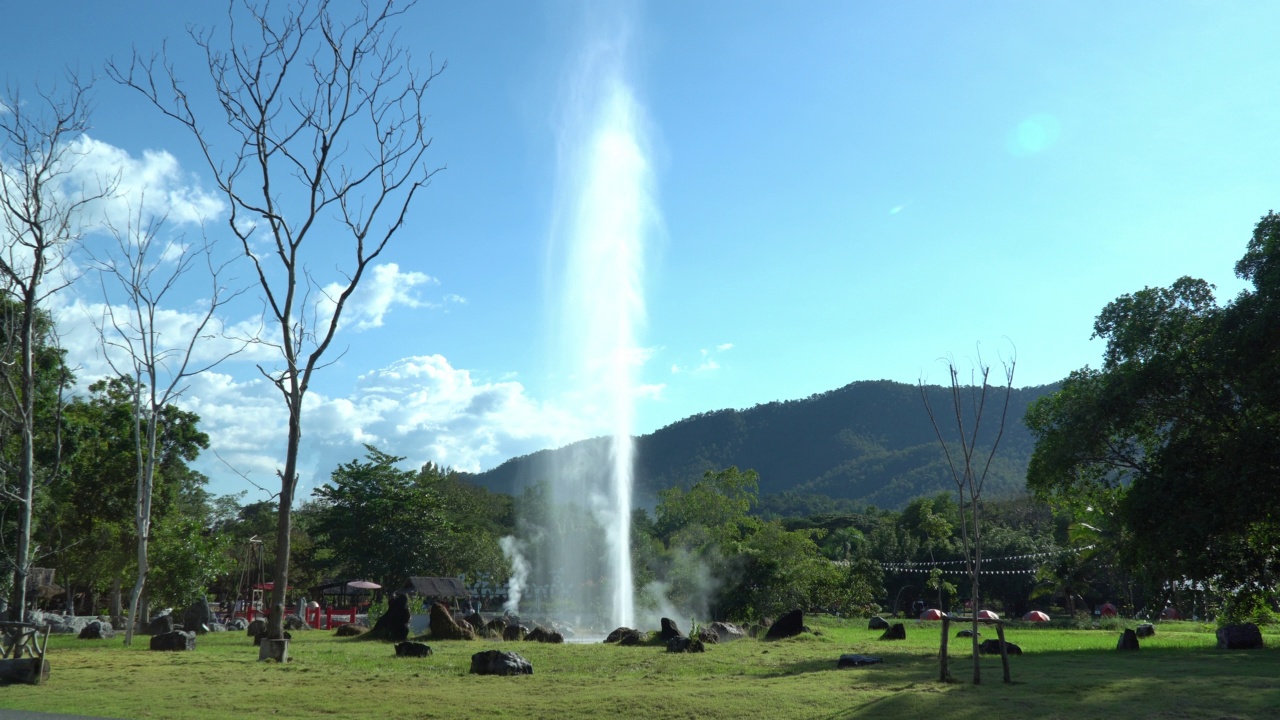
top-left (539, 26), bottom-right (656, 631)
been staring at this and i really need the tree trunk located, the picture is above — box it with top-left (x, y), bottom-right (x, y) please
top-left (269, 400), bottom-right (303, 640)
top-left (8, 292), bottom-right (38, 624)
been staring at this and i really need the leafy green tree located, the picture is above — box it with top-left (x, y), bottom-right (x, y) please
top-left (1027, 211), bottom-right (1280, 609)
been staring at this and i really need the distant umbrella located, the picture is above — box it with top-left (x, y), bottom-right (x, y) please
top-left (977, 609), bottom-right (999, 620)
top-left (1023, 610), bottom-right (1050, 622)
top-left (347, 580), bottom-right (382, 591)
top-left (921, 608), bottom-right (946, 621)
top-left (1099, 603), bottom-right (1118, 617)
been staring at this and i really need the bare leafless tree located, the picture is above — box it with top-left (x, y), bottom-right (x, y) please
top-left (920, 348), bottom-right (1016, 684)
top-left (90, 200), bottom-right (244, 645)
top-left (0, 78), bottom-right (112, 621)
top-left (110, 0), bottom-right (443, 639)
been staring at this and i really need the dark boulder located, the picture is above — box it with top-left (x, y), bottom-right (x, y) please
top-left (335, 624), bottom-right (365, 637)
top-left (978, 639), bottom-right (1022, 656)
top-left (226, 617), bottom-right (248, 631)
top-left (147, 612), bottom-right (175, 636)
top-left (395, 641), bottom-right (434, 657)
top-left (618, 630), bottom-right (646, 646)
top-left (1135, 623), bottom-right (1156, 638)
top-left (368, 593), bottom-right (412, 642)
top-left (546, 631), bottom-right (565, 644)
top-left (605, 627), bottom-right (635, 643)
top-left (707, 621), bottom-right (745, 643)
top-left (1117, 629), bottom-right (1140, 651)
top-left (764, 609), bottom-right (805, 641)
top-left (470, 650), bottom-right (533, 676)
top-left (181, 597), bottom-right (214, 635)
top-left (284, 614), bottom-right (310, 631)
top-left (525, 626), bottom-right (562, 643)
top-left (481, 619), bottom-right (507, 638)
top-left (246, 619), bottom-right (266, 637)
top-left (503, 625), bottom-right (527, 642)
top-left (879, 623), bottom-right (906, 641)
top-left (659, 617), bottom-right (684, 641)
top-left (956, 628), bottom-right (979, 638)
top-left (1217, 623), bottom-right (1264, 650)
top-left (666, 636), bottom-right (706, 653)
top-left (78, 621), bottom-right (115, 640)
top-left (465, 611), bottom-right (486, 631)
top-left (695, 626), bottom-right (719, 644)
top-left (867, 616), bottom-right (890, 631)
top-left (150, 630), bottom-right (195, 651)
top-left (426, 601), bottom-right (474, 641)
top-left (837, 654), bottom-right (883, 668)
top-left (746, 623), bottom-right (766, 639)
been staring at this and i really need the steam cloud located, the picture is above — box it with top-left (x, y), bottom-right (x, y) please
top-left (500, 535), bottom-right (529, 615)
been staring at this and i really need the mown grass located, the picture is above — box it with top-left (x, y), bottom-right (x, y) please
top-left (1, 618), bottom-right (1277, 719)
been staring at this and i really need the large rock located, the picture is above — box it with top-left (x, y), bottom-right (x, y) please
top-left (368, 593), bottom-right (412, 642)
top-left (525, 626), bottom-right (563, 643)
top-left (707, 621), bottom-right (745, 643)
top-left (666, 636), bottom-right (706, 653)
top-left (470, 650), bottom-right (533, 676)
top-left (465, 611), bottom-right (486, 631)
top-left (503, 625), bottom-right (527, 642)
top-left (246, 619), bottom-right (266, 637)
top-left (481, 619), bottom-right (507, 638)
top-left (867, 616), bottom-right (890, 631)
top-left (879, 623), bottom-right (906, 641)
top-left (978, 639), bottom-right (1022, 656)
top-left (605, 627), bottom-right (645, 645)
top-left (694, 626), bottom-right (719, 644)
top-left (226, 617), bottom-right (248, 631)
top-left (659, 618), bottom-right (684, 641)
top-left (182, 597), bottom-right (214, 634)
top-left (619, 631), bottom-right (645, 647)
top-left (335, 624), bottom-right (365, 637)
top-left (150, 630), bottom-right (195, 651)
top-left (1117, 629), bottom-right (1140, 651)
top-left (837, 654), bottom-right (883, 668)
top-left (1136, 623), bottom-right (1156, 638)
top-left (605, 627), bottom-right (635, 643)
top-left (147, 612), bottom-right (176, 636)
top-left (956, 628), bottom-right (979, 638)
top-left (764, 609), bottom-right (805, 641)
top-left (1217, 623), bottom-right (1264, 650)
top-left (427, 601), bottom-right (475, 641)
top-left (395, 641), bottom-right (434, 657)
top-left (78, 621), bottom-right (115, 640)
top-left (284, 614), bottom-right (310, 631)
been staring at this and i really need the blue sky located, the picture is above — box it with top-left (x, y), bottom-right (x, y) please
top-left (3, 1), bottom-right (1278, 499)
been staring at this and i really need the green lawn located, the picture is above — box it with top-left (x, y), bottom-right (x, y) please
top-left (1, 619), bottom-right (1276, 719)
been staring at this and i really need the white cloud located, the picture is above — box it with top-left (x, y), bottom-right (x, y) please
top-left (715, 343), bottom-right (734, 352)
top-left (179, 354), bottom-right (587, 499)
top-left (318, 262), bottom-right (437, 332)
top-left (68, 136), bottom-right (225, 228)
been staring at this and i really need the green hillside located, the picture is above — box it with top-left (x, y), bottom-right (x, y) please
top-left (462, 379), bottom-right (1057, 509)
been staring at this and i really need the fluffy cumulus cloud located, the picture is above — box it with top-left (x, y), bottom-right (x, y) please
top-left (317, 263), bottom-right (442, 332)
top-left (183, 354), bottom-right (586, 498)
top-left (68, 136), bottom-right (225, 228)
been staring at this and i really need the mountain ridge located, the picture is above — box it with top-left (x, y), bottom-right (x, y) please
top-left (460, 379), bottom-right (1058, 510)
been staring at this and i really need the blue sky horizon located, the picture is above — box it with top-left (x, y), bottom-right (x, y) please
top-left (3, 0), bottom-right (1277, 500)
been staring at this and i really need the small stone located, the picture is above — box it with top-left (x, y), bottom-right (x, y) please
top-left (470, 650), bottom-right (533, 676)
top-left (978, 639), bottom-right (1021, 656)
top-left (149, 630), bottom-right (195, 651)
top-left (837, 654), bottom-right (883, 668)
top-left (394, 641), bottom-right (433, 657)
top-left (1135, 623), bottom-right (1155, 638)
top-left (1216, 623), bottom-right (1264, 650)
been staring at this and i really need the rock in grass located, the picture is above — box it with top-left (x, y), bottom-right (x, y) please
top-left (695, 626), bottom-right (719, 644)
top-left (1117, 629), bottom-right (1140, 651)
top-left (368, 593), bottom-right (412, 642)
top-left (425, 601), bottom-right (474, 641)
top-left (470, 650), bottom-right (533, 676)
top-left (837, 654), bottom-right (882, 668)
top-left (619, 631), bottom-right (646, 646)
top-left (1216, 623), bottom-right (1264, 650)
top-left (150, 630), bottom-right (195, 651)
top-left (666, 636), bottom-right (706, 653)
top-left (659, 618), bottom-right (684, 641)
top-left (395, 641), bottom-right (433, 657)
top-left (503, 625), bottom-right (527, 642)
top-left (978, 639), bottom-right (1021, 656)
top-left (1135, 623), bottom-right (1155, 638)
top-left (605, 627), bottom-right (636, 643)
top-left (335, 624), bottom-right (365, 637)
top-left (879, 623), bottom-right (906, 641)
top-left (708, 621), bottom-right (745, 643)
top-left (956, 628), bottom-right (979, 638)
top-left (246, 619), bottom-right (266, 637)
top-left (868, 616), bottom-right (890, 631)
top-left (78, 621), bottom-right (115, 640)
top-left (764, 609), bottom-right (805, 640)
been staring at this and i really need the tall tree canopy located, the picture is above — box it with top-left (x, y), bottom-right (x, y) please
top-left (1026, 211), bottom-right (1280, 603)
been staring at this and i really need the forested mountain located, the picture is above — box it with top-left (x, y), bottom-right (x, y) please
top-left (462, 380), bottom-right (1058, 510)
